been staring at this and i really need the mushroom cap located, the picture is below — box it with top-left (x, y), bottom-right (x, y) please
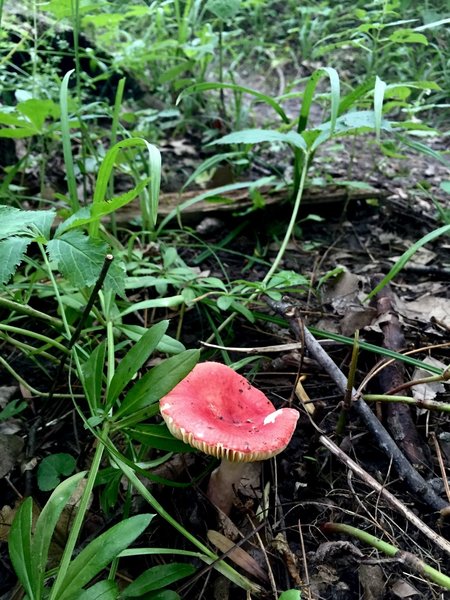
top-left (160, 361), bottom-right (299, 462)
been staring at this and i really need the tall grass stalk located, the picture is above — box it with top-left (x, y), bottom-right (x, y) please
top-left (60, 70), bottom-right (80, 212)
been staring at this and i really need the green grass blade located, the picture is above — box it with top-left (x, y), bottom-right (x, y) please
top-left (178, 82), bottom-right (289, 123)
top-left (298, 67), bottom-right (340, 135)
top-left (374, 76), bottom-right (387, 142)
top-left (90, 138), bottom-right (161, 237)
top-left (365, 223), bottom-right (450, 301)
top-left (60, 69), bottom-right (80, 213)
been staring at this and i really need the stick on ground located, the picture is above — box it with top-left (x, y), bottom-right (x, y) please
top-left (265, 298), bottom-right (449, 513)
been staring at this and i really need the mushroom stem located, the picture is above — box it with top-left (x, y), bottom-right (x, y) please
top-left (207, 459), bottom-right (256, 515)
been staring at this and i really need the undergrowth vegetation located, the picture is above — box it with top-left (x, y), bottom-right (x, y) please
top-left (0, 0), bottom-right (449, 598)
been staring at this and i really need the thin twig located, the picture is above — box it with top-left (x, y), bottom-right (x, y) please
top-left (47, 254), bottom-right (114, 402)
top-left (265, 298), bottom-right (449, 513)
top-left (320, 434), bottom-right (450, 557)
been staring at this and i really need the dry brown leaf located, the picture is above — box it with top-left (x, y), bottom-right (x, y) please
top-left (0, 433), bottom-right (24, 478)
top-left (207, 529), bottom-right (268, 582)
top-left (270, 533), bottom-right (303, 587)
top-left (391, 578), bottom-right (420, 598)
top-left (399, 295), bottom-right (450, 329)
top-left (412, 356), bottom-right (447, 402)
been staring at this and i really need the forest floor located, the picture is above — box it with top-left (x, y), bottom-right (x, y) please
top-left (1, 85), bottom-right (450, 599)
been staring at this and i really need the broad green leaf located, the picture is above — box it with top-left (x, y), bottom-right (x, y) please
top-left (206, 0), bottom-right (241, 20)
top-left (210, 129), bottom-right (307, 151)
top-left (17, 99), bottom-right (58, 131)
top-left (0, 237), bottom-right (31, 284)
top-left (178, 82), bottom-right (289, 123)
top-left (0, 127), bottom-right (39, 138)
top-left (388, 29), bottom-right (428, 44)
top-left (0, 399), bottom-right (27, 420)
top-left (81, 342), bottom-right (107, 411)
top-left (117, 325), bottom-right (186, 354)
top-left (230, 300), bottom-right (255, 323)
top-left (37, 453), bottom-right (77, 491)
top-left (33, 472), bottom-right (86, 593)
top-left (278, 591), bottom-right (301, 600)
top-left (125, 424), bottom-right (194, 452)
top-left (72, 580), bottom-right (119, 600)
top-left (122, 563), bottom-right (195, 597)
top-left (42, 0), bottom-right (96, 18)
top-left (118, 296), bottom-right (185, 317)
top-left (115, 349), bottom-right (200, 418)
top-left (46, 231), bottom-right (125, 295)
top-left (58, 514), bottom-right (154, 600)
top-left (0, 206), bottom-right (55, 240)
top-left (8, 497), bottom-right (34, 600)
top-left (106, 321), bottom-right (169, 407)
top-left (141, 591), bottom-right (180, 600)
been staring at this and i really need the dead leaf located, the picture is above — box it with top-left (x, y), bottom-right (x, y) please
top-left (270, 533), bottom-right (303, 587)
top-left (207, 529), bottom-right (268, 582)
top-left (0, 433), bottom-right (24, 478)
top-left (0, 386), bottom-right (17, 407)
top-left (391, 578), bottom-right (420, 598)
top-left (398, 295), bottom-right (450, 329)
top-left (412, 356), bottom-right (447, 402)
top-left (359, 564), bottom-right (385, 600)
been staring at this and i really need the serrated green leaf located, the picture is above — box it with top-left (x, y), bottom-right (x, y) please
top-left (57, 514), bottom-right (154, 600)
top-left (0, 206), bottom-right (55, 240)
top-left (115, 349), bottom-right (200, 418)
top-left (0, 237), bottom-right (31, 284)
top-left (46, 231), bottom-right (125, 294)
top-left (122, 563), bottom-right (195, 597)
top-left (106, 321), bottom-right (169, 407)
top-left (206, 0), bottom-right (241, 20)
top-left (57, 178), bottom-right (152, 235)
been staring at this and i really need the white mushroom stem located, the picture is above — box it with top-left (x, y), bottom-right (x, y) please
top-left (207, 459), bottom-right (258, 515)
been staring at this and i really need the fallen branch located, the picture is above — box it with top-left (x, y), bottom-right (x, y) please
top-left (373, 282), bottom-right (430, 468)
top-left (265, 298), bottom-right (449, 513)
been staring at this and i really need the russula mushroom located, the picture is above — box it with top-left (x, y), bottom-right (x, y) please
top-left (159, 361), bottom-right (299, 515)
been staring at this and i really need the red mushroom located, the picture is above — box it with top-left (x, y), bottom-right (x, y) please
top-left (159, 361), bottom-right (299, 515)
